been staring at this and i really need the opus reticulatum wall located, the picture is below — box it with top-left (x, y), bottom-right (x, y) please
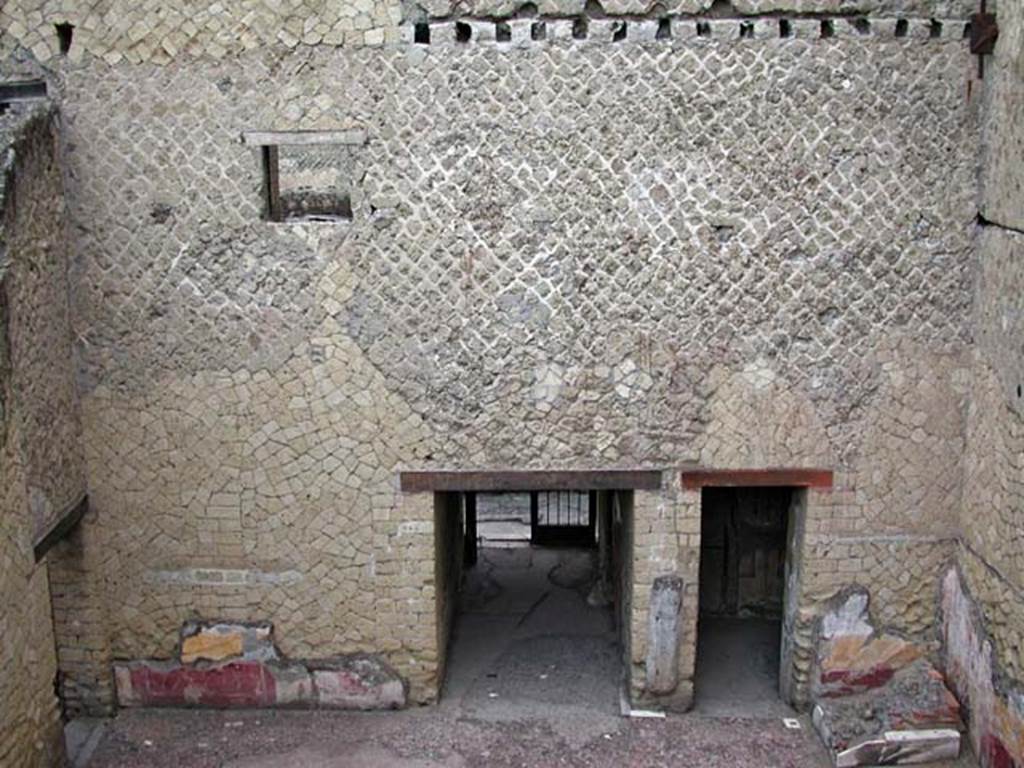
top-left (3, 0), bottom-right (1021, 761)
top-left (38, 18), bottom-right (977, 710)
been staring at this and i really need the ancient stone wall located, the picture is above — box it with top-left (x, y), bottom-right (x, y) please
top-left (0, 0), bottom-right (974, 67)
top-left (947, 4), bottom-right (1024, 760)
top-left (434, 493), bottom-right (464, 688)
top-left (0, 103), bottom-right (75, 768)
top-left (5, 1), bottom-right (979, 713)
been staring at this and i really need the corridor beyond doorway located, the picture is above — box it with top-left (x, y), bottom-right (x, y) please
top-left (443, 546), bottom-right (620, 717)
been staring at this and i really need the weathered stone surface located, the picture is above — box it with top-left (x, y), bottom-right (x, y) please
top-left (181, 632), bottom-right (244, 665)
top-left (180, 621), bottom-right (275, 664)
top-left (811, 589), bottom-right (963, 765)
top-left (0, 0), bottom-right (976, 66)
top-left (58, 31), bottom-right (977, 711)
top-left (941, 567), bottom-right (1024, 768)
top-left (0, 103), bottom-right (78, 767)
top-left (0, 0), bottom-right (1018, 757)
top-left (833, 729), bottom-right (961, 767)
top-left (813, 660), bottom-right (963, 764)
top-left (819, 634), bottom-right (923, 698)
top-left (312, 655), bottom-right (406, 710)
top-left (115, 622), bottom-right (404, 709)
top-left (273, 665), bottom-right (316, 707)
top-left (645, 575), bottom-right (683, 695)
top-left (815, 591), bottom-right (923, 699)
top-left (115, 660), bottom-right (280, 708)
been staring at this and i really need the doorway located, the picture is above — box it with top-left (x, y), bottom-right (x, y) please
top-left (694, 486), bottom-right (796, 716)
top-left (435, 489), bottom-right (632, 717)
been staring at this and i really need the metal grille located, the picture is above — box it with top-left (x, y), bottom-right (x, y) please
top-left (531, 491), bottom-right (596, 547)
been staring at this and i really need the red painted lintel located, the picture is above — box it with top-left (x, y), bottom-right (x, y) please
top-left (681, 468), bottom-right (833, 490)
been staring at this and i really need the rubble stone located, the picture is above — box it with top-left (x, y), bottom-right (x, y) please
top-left (811, 592), bottom-right (964, 766)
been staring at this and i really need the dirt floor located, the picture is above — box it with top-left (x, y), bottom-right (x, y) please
top-left (76, 547), bottom-right (978, 767)
top-left (81, 707), bottom-right (834, 767)
top-left (694, 616), bottom-right (791, 717)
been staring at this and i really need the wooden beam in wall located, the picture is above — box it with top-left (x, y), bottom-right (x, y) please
top-left (400, 469), bottom-right (663, 493)
top-left (33, 494), bottom-right (88, 562)
top-left (680, 468), bottom-right (833, 490)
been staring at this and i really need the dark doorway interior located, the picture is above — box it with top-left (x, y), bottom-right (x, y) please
top-left (439, 490), bottom-right (631, 717)
top-left (695, 486), bottom-right (793, 716)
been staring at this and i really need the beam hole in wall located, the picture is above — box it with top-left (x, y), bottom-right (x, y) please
top-left (455, 22), bottom-right (472, 43)
top-left (496, 21), bottom-right (512, 41)
top-left (55, 23), bottom-right (74, 55)
top-left (852, 17), bottom-right (870, 35)
top-left (656, 17), bottom-right (672, 39)
top-left (895, 19), bottom-right (909, 37)
top-left (820, 19), bottom-right (835, 38)
top-left (613, 21), bottom-right (627, 41)
top-left (572, 17), bottom-right (588, 39)
top-left (695, 486), bottom-right (804, 716)
top-left (531, 20), bottom-right (547, 40)
top-left (414, 22), bottom-right (430, 44)
top-left (929, 19), bottom-right (943, 38)
top-left (433, 489), bottom-right (633, 712)
top-left (739, 21), bottom-right (754, 39)
top-left (779, 19), bottom-right (792, 37)
top-left (696, 21), bottom-right (711, 37)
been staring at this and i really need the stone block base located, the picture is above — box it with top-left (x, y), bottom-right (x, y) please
top-left (114, 621), bottom-right (407, 710)
top-left (828, 729), bottom-right (961, 767)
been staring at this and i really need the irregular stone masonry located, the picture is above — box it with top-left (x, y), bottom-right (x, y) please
top-left (0, 1), bottom-right (973, 66)
top-left (0, 104), bottom-right (75, 768)
top-left (955, 0), bottom-right (1024, 752)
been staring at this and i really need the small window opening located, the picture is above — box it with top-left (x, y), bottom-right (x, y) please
top-left (895, 19), bottom-right (908, 37)
top-left (0, 80), bottom-right (48, 108)
top-left (496, 21), bottom-right (512, 41)
top-left (55, 23), bottom-right (74, 55)
top-left (414, 22), bottom-right (431, 44)
top-left (739, 20), bottom-right (754, 38)
top-left (779, 18), bottom-right (791, 37)
top-left (820, 19), bottom-right (834, 38)
top-left (455, 22), bottom-right (472, 43)
top-left (531, 20), bottom-right (547, 39)
top-left (261, 143), bottom-right (354, 224)
top-left (612, 21), bottom-right (627, 41)
top-left (696, 20), bottom-right (711, 37)
top-left (656, 17), bottom-right (672, 39)
top-left (572, 16), bottom-right (588, 39)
